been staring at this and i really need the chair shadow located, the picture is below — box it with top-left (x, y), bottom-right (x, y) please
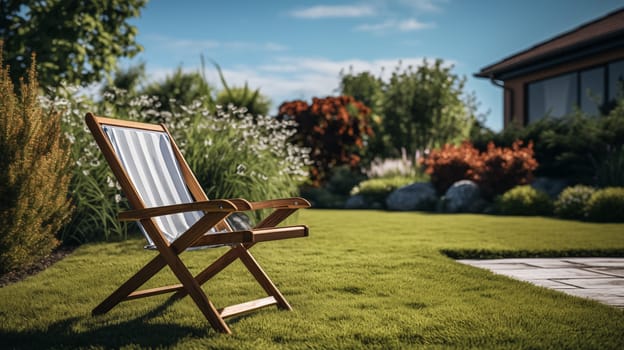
top-left (0, 298), bottom-right (217, 349)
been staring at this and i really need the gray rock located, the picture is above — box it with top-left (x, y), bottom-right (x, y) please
top-left (531, 177), bottom-right (568, 198)
top-left (442, 180), bottom-right (484, 213)
top-left (386, 182), bottom-right (437, 211)
top-left (345, 194), bottom-right (367, 209)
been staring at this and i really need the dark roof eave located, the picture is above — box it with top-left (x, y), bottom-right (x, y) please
top-left (475, 30), bottom-right (624, 80)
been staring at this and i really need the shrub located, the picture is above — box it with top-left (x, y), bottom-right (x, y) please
top-left (585, 187), bottom-right (624, 222)
top-left (594, 145), bottom-right (624, 187)
top-left (351, 176), bottom-right (416, 204)
top-left (277, 96), bottom-right (374, 186)
top-left (477, 140), bottom-right (538, 198)
top-left (182, 106), bottom-right (309, 220)
top-left (50, 90), bottom-right (137, 243)
top-left (421, 141), bottom-right (481, 194)
top-left (300, 166), bottom-right (366, 209)
top-left (50, 88), bottom-right (309, 242)
top-left (554, 185), bottom-right (596, 220)
top-left (495, 186), bottom-right (553, 216)
top-left (472, 107), bottom-right (624, 185)
top-left (0, 48), bottom-right (73, 273)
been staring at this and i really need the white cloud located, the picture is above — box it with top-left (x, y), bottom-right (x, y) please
top-left (398, 18), bottom-right (433, 31)
top-left (399, 0), bottom-right (448, 13)
top-left (145, 35), bottom-right (287, 52)
top-left (289, 4), bottom-right (375, 19)
top-left (144, 56), bottom-right (454, 114)
top-left (356, 18), bottom-right (433, 32)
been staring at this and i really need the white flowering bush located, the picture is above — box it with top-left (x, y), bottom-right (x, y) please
top-left (182, 104), bottom-right (309, 210)
top-left (44, 87), bottom-right (309, 243)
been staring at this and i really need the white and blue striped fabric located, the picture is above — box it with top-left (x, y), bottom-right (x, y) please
top-left (102, 125), bottom-right (213, 247)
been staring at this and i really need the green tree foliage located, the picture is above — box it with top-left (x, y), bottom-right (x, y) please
top-left (339, 69), bottom-right (388, 158)
top-left (0, 46), bottom-right (73, 273)
top-left (383, 59), bottom-right (477, 156)
top-left (0, 0), bottom-right (146, 88)
top-left (340, 69), bottom-right (384, 114)
top-left (339, 60), bottom-right (479, 159)
top-left (101, 63), bottom-right (146, 95)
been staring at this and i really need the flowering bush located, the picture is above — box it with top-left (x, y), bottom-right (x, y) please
top-left (421, 142), bottom-right (481, 194)
top-left (277, 96), bottom-right (374, 186)
top-left (45, 89), bottom-right (309, 243)
top-left (554, 185), bottom-right (596, 220)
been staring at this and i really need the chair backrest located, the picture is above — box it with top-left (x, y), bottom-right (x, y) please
top-left (85, 113), bottom-right (228, 246)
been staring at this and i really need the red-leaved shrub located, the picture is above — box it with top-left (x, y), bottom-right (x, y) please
top-left (421, 140), bottom-right (538, 197)
top-left (421, 142), bottom-right (482, 194)
top-left (277, 96), bottom-right (374, 186)
top-left (478, 140), bottom-right (538, 198)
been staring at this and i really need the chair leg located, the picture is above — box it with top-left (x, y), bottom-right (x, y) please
top-left (236, 246), bottom-right (292, 310)
top-left (93, 255), bottom-right (167, 315)
top-left (171, 246), bottom-right (241, 300)
top-left (162, 250), bottom-right (231, 333)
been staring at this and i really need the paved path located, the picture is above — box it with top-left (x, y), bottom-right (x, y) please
top-left (457, 258), bottom-right (624, 309)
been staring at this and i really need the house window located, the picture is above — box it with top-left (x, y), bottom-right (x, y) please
top-left (608, 60), bottom-right (624, 103)
top-left (527, 72), bottom-right (577, 122)
top-left (580, 67), bottom-right (605, 116)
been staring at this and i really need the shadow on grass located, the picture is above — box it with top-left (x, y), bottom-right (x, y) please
top-left (0, 299), bottom-right (217, 349)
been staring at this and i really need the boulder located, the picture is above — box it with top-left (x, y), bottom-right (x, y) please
top-left (531, 177), bottom-right (568, 198)
top-left (386, 182), bottom-right (437, 211)
top-left (345, 194), bottom-right (367, 209)
top-left (442, 180), bottom-right (485, 213)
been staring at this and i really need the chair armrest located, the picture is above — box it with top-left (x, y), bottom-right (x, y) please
top-left (118, 200), bottom-right (237, 221)
top-left (247, 197), bottom-right (311, 210)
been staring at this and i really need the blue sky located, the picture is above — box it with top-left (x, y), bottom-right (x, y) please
top-left (124, 0), bottom-right (624, 131)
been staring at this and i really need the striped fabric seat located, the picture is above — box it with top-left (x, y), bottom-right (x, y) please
top-left (103, 125), bottom-right (214, 247)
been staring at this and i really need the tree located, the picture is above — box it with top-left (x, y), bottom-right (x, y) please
top-left (339, 69), bottom-right (388, 158)
top-left (101, 62), bottom-right (146, 96)
top-left (0, 0), bottom-right (146, 88)
top-left (383, 59), bottom-right (477, 156)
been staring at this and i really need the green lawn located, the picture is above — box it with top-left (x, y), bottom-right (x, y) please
top-left (1, 210), bottom-right (623, 349)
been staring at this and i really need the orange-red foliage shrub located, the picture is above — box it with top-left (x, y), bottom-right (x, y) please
top-left (421, 142), bottom-right (482, 194)
top-left (421, 140), bottom-right (538, 197)
top-left (277, 96), bottom-right (374, 186)
top-left (477, 140), bottom-right (538, 198)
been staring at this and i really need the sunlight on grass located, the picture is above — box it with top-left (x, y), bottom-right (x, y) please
top-left (1, 210), bottom-right (623, 349)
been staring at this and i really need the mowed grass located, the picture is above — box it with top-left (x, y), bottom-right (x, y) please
top-left (1, 210), bottom-right (623, 349)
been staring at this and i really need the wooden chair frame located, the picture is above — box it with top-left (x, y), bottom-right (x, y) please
top-left (85, 113), bottom-right (310, 334)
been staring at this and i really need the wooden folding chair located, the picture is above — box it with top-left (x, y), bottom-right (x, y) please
top-left (85, 112), bottom-right (310, 334)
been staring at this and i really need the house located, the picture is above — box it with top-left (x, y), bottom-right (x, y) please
top-left (475, 8), bottom-right (624, 128)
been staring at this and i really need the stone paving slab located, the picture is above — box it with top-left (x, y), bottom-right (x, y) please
top-left (457, 258), bottom-right (624, 309)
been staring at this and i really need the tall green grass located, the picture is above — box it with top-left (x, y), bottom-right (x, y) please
top-left (1, 211), bottom-right (623, 349)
